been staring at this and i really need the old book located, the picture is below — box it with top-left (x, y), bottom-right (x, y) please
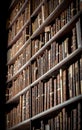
top-left (55, 42), bottom-right (59, 65)
top-left (49, 78), bottom-right (54, 108)
top-left (80, 55), bottom-right (82, 94)
top-left (57, 74), bottom-right (61, 104)
top-left (37, 83), bottom-right (40, 114)
top-left (39, 81), bottom-right (44, 112)
top-left (44, 81), bottom-right (47, 111)
top-left (35, 84), bottom-right (38, 115)
top-left (59, 110), bottom-right (63, 130)
top-left (22, 93), bottom-right (26, 121)
top-left (77, 102), bottom-right (82, 130)
top-left (62, 69), bottom-right (67, 101)
top-left (72, 108), bottom-right (77, 130)
top-left (68, 65), bottom-right (73, 99)
top-left (53, 77), bottom-right (57, 106)
top-left (71, 27), bottom-right (77, 52)
top-left (47, 80), bottom-right (50, 109)
top-left (32, 86), bottom-right (35, 116)
top-left (76, 18), bottom-right (82, 48)
top-left (26, 90), bottom-right (30, 119)
top-left (60, 69), bottom-right (63, 103)
top-left (42, 5), bottom-right (45, 23)
top-left (75, 61), bottom-right (80, 96)
top-left (59, 43), bottom-right (63, 62)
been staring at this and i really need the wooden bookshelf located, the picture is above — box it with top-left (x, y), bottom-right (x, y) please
top-left (6, 0), bottom-right (82, 130)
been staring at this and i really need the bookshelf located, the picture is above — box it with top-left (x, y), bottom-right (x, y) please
top-left (6, 0), bottom-right (82, 130)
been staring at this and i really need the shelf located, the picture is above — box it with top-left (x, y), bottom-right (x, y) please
top-left (7, 11), bottom-right (82, 82)
top-left (31, 95), bottom-right (82, 121)
top-left (7, 95), bottom-right (82, 130)
top-left (30, 47), bottom-right (82, 87)
top-left (6, 47), bottom-right (82, 104)
top-left (31, 0), bottom-right (73, 39)
top-left (8, 0), bottom-right (28, 30)
top-left (8, 0), bottom-right (72, 48)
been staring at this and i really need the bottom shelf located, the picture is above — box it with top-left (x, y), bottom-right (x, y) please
top-left (32, 95), bottom-right (82, 130)
top-left (7, 95), bottom-right (82, 130)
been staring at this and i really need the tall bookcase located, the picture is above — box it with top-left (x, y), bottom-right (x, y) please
top-left (6, 0), bottom-right (82, 130)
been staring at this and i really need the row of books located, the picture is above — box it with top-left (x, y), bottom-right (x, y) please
top-left (6, 66), bottom-right (31, 101)
top-left (8, 0), bottom-right (30, 44)
top-left (8, 0), bottom-right (26, 27)
top-left (32, 0), bottom-right (79, 34)
top-left (32, 101), bottom-right (82, 130)
top-left (32, 57), bottom-right (82, 116)
top-left (7, 24), bottom-right (78, 80)
top-left (6, 96), bottom-right (82, 129)
top-left (7, 25), bottom-right (30, 61)
top-left (8, 0), bottom-right (79, 46)
top-left (6, 55), bottom-right (82, 108)
top-left (6, 90), bottom-right (30, 128)
top-left (7, 44), bottom-right (31, 80)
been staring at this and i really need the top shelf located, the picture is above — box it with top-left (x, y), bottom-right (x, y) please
top-left (7, 0), bottom-right (75, 48)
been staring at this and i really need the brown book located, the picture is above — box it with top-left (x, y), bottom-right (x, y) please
top-left (26, 90), bottom-right (30, 119)
top-left (39, 81), bottom-right (44, 112)
top-left (38, 83), bottom-right (40, 114)
top-left (62, 69), bottom-right (67, 101)
top-left (62, 108), bottom-right (66, 130)
top-left (59, 110), bottom-right (63, 130)
top-left (75, 61), bottom-right (80, 96)
top-left (71, 27), bottom-right (77, 52)
top-left (64, 37), bottom-right (69, 57)
top-left (59, 43), bottom-right (63, 62)
top-left (44, 82), bottom-right (47, 111)
top-left (77, 102), bottom-right (81, 130)
top-left (72, 108), bottom-right (77, 130)
top-left (47, 80), bottom-right (50, 110)
top-left (19, 95), bottom-right (23, 122)
top-left (60, 69), bottom-right (63, 103)
top-left (42, 5), bottom-right (45, 23)
top-left (57, 74), bottom-right (61, 104)
top-left (49, 78), bottom-right (54, 108)
top-left (55, 42), bottom-right (59, 65)
top-left (68, 65), bottom-right (73, 99)
top-left (76, 18), bottom-right (82, 48)
top-left (80, 55), bottom-right (82, 94)
top-left (22, 93), bottom-right (26, 121)
top-left (48, 48), bottom-right (51, 70)
top-left (32, 86), bottom-right (35, 116)
top-left (53, 77), bottom-right (57, 106)
top-left (35, 85), bottom-right (38, 115)
top-left (72, 63), bottom-right (76, 97)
